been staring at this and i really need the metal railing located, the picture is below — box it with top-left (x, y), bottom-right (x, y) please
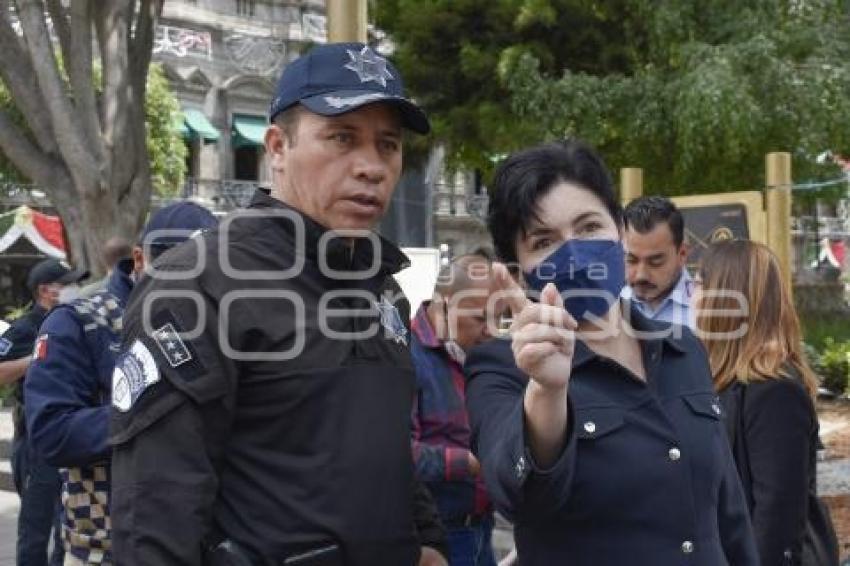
top-left (0, 182), bottom-right (52, 208)
top-left (433, 188), bottom-right (489, 224)
top-left (792, 216), bottom-right (850, 237)
top-left (181, 178), bottom-right (261, 209)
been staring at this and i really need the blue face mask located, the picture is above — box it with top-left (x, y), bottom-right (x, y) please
top-left (523, 239), bottom-right (626, 321)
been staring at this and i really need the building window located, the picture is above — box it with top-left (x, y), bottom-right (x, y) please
top-left (234, 146), bottom-right (260, 181)
top-left (235, 0), bottom-right (255, 17)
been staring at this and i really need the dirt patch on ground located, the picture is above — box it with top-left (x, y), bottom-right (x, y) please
top-left (820, 399), bottom-right (850, 460)
top-left (818, 398), bottom-right (850, 560)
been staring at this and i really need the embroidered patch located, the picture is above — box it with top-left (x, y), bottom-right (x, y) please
top-left (375, 296), bottom-right (407, 346)
top-left (152, 323), bottom-right (192, 368)
top-left (0, 337), bottom-right (12, 356)
top-left (32, 334), bottom-right (48, 361)
top-left (324, 92), bottom-right (386, 110)
top-left (344, 45), bottom-right (393, 87)
top-left (112, 340), bottom-right (160, 412)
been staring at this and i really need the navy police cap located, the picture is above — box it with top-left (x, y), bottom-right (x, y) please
top-left (140, 201), bottom-right (218, 249)
top-left (269, 42), bottom-right (430, 135)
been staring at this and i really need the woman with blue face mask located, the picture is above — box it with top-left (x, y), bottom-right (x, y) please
top-left (464, 139), bottom-right (760, 566)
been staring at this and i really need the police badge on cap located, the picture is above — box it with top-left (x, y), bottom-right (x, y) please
top-left (268, 42), bottom-right (430, 135)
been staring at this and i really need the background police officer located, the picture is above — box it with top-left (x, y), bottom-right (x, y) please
top-left (25, 203), bottom-right (217, 566)
top-left (111, 43), bottom-right (447, 566)
top-left (0, 259), bottom-right (87, 566)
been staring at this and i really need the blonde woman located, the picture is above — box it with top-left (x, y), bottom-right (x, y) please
top-left (696, 240), bottom-right (838, 566)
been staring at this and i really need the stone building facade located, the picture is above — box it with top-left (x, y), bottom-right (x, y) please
top-left (156, 0), bottom-right (327, 207)
top-left (157, 0), bottom-right (490, 254)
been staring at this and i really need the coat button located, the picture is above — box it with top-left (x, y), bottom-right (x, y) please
top-left (668, 447), bottom-right (681, 461)
top-left (583, 421), bottom-right (596, 434)
top-left (681, 540), bottom-right (694, 554)
top-left (712, 403), bottom-right (721, 415)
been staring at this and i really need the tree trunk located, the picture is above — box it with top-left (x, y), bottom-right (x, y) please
top-left (0, 0), bottom-right (163, 279)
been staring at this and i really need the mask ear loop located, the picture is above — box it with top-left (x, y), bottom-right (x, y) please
top-left (443, 298), bottom-right (453, 342)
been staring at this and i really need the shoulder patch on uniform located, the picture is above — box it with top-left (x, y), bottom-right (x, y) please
top-left (152, 323), bottom-right (192, 368)
top-left (32, 334), bottom-right (48, 361)
top-left (0, 337), bottom-right (12, 356)
top-left (112, 340), bottom-right (161, 412)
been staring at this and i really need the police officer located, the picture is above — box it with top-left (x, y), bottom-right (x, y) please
top-left (25, 203), bottom-right (218, 566)
top-left (110, 43), bottom-right (447, 566)
top-left (0, 259), bottom-right (87, 566)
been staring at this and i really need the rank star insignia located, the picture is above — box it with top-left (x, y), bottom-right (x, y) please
top-left (344, 46), bottom-right (394, 87)
top-left (152, 323), bottom-right (192, 368)
top-left (375, 296), bottom-right (407, 345)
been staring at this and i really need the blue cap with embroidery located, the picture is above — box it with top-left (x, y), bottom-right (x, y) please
top-left (268, 42), bottom-right (430, 134)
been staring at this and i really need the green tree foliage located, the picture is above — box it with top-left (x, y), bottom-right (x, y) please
top-left (377, 0), bottom-right (850, 195)
top-left (0, 83), bottom-right (27, 184)
top-left (0, 63), bottom-right (185, 196)
top-left (145, 65), bottom-right (186, 197)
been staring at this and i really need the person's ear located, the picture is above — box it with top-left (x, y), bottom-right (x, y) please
top-left (36, 283), bottom-right (50, 303)
top-left (677, 242), bottom-right (689, 265)
top-left (132, 246), bottom-right (145, 275)
top-left (265, 124), bottom-right (288, 174)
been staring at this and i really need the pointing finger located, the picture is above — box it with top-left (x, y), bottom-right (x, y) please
top-left (541, 283), bottom-right (578, 330)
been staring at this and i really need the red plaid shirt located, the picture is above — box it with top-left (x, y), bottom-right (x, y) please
top-left (410, 302), bottom-right (490, 521)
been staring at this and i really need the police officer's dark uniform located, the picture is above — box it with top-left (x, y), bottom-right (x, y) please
top-left (3, 259), bottom-right (88, 454)
top-left (2, 259), bottom-right (86, 566)
top-left (25, 203), bottom-right (219, 565)
top-left (110, 43), bottom-right (445, 566)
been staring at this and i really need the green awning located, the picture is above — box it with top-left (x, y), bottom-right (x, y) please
top-left (232, 114), bottom-right (267, 148)
top-left (183, 108), bottom-right (220, 142)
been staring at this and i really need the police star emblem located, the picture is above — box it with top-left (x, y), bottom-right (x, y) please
top-left (375, 296), bottom-right (407, 346)
top-left (344, 46), bottom-right (394, 87)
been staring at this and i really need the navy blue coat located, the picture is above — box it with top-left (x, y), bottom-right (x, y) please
top-left (25, 261), bottom-right (134, 467)
top-left (0, 303), bottom-right (48, 437)
top-left (465, 308), bottom-right (760, 566)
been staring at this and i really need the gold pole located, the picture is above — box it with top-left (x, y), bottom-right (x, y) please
top-left (620, 167), bottom-right (643, 206)
top-left (327, 0), bottom-right (368, 43)
top-left (765, 152), bottom-right (792, 286)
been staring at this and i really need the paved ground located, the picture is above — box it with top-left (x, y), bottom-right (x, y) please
top-left (0, 406), bottom-right (847, 563)
top-left (819, 400), bottom-right (850, 561)
top-left (0, 489), bottom-right (18, 566)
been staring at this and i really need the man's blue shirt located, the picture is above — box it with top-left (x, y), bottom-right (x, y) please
top-left (621, 269), bottom-right (695, 330)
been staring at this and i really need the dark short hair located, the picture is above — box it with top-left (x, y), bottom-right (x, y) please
top-left (623, 196), bottom-right (684, 248)
top-left (487, 139), bottom-right (623, 264)
top-left (103, 237), bottom-right (132, 268)
top-left (273, 105), bottom-right (303, 146)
